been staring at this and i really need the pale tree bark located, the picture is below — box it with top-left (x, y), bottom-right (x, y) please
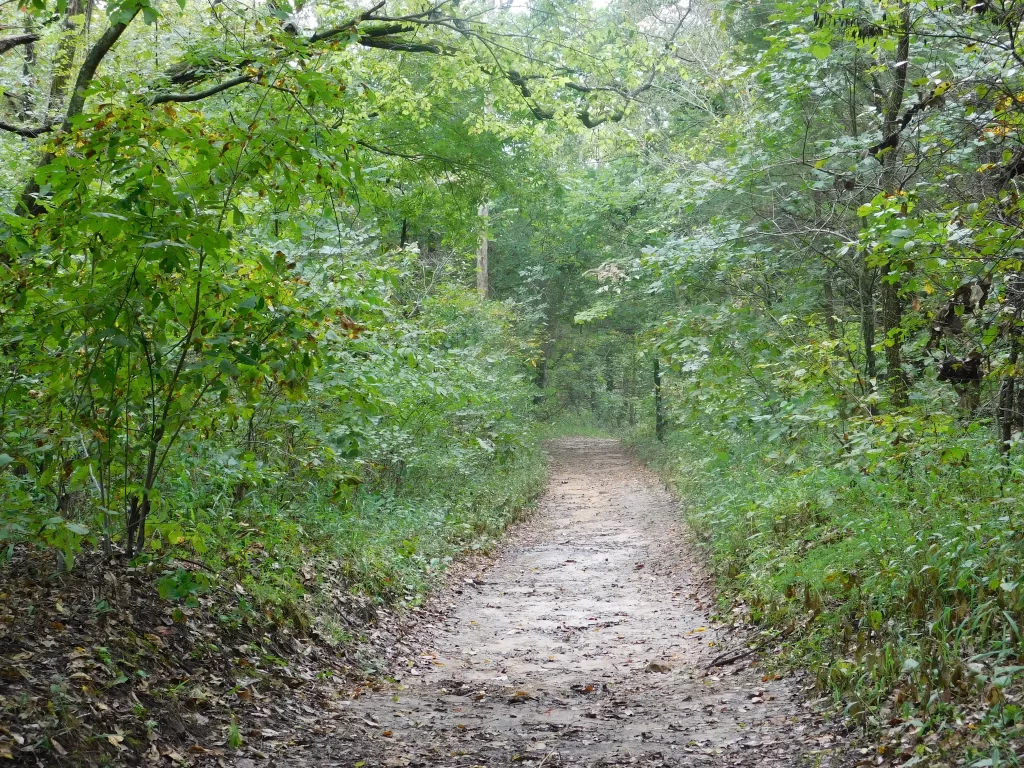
top-left (475, 0), bottom-right (494, 300)
top-left (476, 201), bottom-right (489, 299)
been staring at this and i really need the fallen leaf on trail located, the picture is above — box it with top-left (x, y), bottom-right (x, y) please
top-left (382, 730), bottom-right (393, 737)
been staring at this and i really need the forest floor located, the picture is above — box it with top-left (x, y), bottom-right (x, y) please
top-left (2, 438), bottom-right (860, 767)
top-left (283, 438), bottom-right (857, 767)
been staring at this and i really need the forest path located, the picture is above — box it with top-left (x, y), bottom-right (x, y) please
top-left (307, 438), bottom-right (849, 767)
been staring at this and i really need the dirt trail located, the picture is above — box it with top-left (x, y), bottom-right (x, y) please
top-left (310, 438), bottom-right (850, 767)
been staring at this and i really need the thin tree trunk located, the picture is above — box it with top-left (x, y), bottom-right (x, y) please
top-left (859, 246), bottom-right (877, 388)
top-left (880, 265), bottom-right (907, 406)
top-left (18, 21), bottom-right (38, 121)
top-left (629, 343), bottom-right (637, 426)
top-left (880, 4), bottom-right (912, 409)
top-left (823, 270), bottom-right (838, 339)
top-left (47, 0), bottom-right (84, 120)
top-left (17, 10), bottom-right (139, 217)
top-left (654, 355), bottom-right (665, 442)
top-left (476, 201), bottom-right (489, 299)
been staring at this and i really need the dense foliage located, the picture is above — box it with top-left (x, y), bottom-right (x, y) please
top-left (14, 0), bottom-right (1024, 761)
top-left (0, 0), bottom-right (675, 597)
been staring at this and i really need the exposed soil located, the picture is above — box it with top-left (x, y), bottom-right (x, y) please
top-left (289, 438), bottom-right (854, 767)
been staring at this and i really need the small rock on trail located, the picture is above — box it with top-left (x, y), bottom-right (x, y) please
top-left (283, 438), bottom-right (852, 767)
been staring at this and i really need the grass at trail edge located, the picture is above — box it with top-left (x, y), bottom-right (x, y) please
top-left (626, 424), bottom-right (1024, 767)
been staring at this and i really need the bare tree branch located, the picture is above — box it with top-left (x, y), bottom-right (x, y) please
top-left (308, 0), bottom-right (386, 43)
top-left (149, 73), bottom-right (257, 105)
top-left (0, 119), bottom-right (53, 137)
top-left (0, 32), bottom-right (39, 56)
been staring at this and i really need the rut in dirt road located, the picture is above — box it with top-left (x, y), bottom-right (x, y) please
top-left (319, 438), bottom-right (850, 767)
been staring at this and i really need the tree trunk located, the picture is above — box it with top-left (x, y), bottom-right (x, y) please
top-left (880, 261), bottom-right (907, 407)
top-left (823, 269), bottom-right (838, 339)
top-left (18, 21), bottom-right (38, 121)
top-left (629, 345), bottom-right (637, 426)
top-left (476, 201), bottom-right (489, 299)
top-left (47, 0), bottom-right (84, 119)
top-left (879, 4), bottom-right (912, 409)
top-left (18, 11), bottom-right (140, 217)
top-left (654, 355), bottom-right (665, 442)
top-left (859, 251), bottom-right (877, 389)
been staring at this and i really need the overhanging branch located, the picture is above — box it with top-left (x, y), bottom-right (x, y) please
top-left (0, 120), bottom-right (53, 138)
top-left (0, 33), bottom-right (40, 56)
top-left (62, 11), bottom-right (140, 129)
top-left (149, 73), bottom-right (257, 105)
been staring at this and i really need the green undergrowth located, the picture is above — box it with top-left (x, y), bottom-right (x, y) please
top-left (537, 411), bottom-right (615, 439)
top-left (158, 441), bottom-right (546, 633)
top-left (628, 422), bottom-right (1024, 765)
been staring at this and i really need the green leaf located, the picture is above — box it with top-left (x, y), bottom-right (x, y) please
top-left (810, 43), bottom-right (832, 60)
